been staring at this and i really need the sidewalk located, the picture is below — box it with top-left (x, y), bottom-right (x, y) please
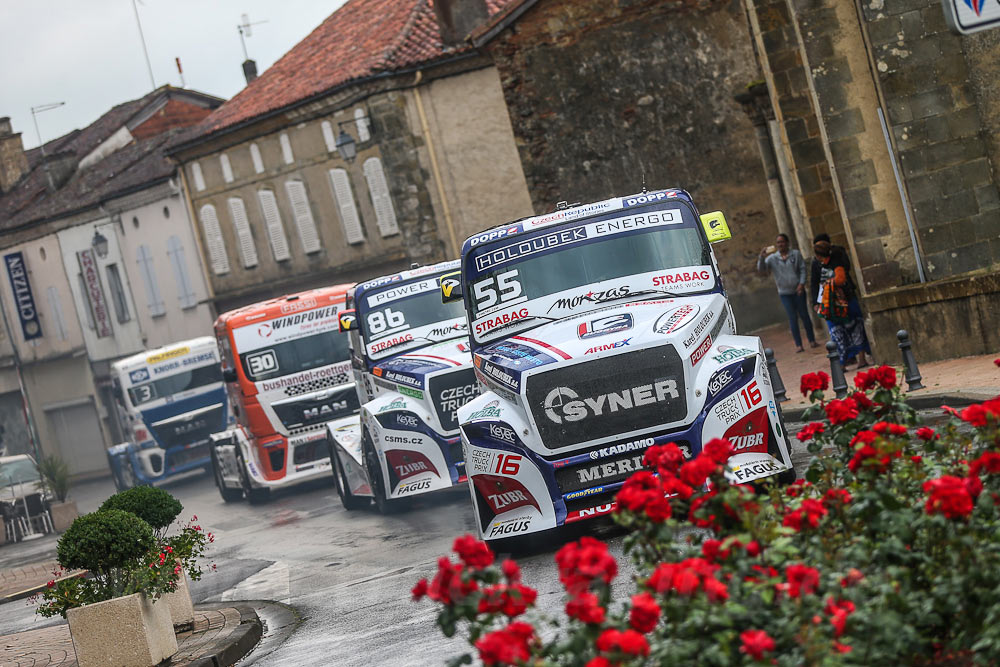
top-left (0, 604), bottom-right (263, 667)
top-left (0, 562), bottom-right (84, 604)
top-left (754, 322), bottom-right (1000, 409)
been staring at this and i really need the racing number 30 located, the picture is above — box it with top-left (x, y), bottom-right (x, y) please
top-left (474, 269), bottom-right (522, 311)
top-left (739, 381), bottom-right (762, 410)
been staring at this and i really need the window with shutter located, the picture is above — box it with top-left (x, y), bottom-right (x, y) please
top-left (355, 108), bottom-right (371, 142)
top-left (284, 180), bottom-right (322, 253)
top-left (257, 190), bottom-right (291, 261)
top-left (220, 153), bottom-right (234, 183)
top-left (198, 204), bottom-right (230, 275)
top-left (227, 198), bottom-right (259, 268)
top-left (166, 236), bottom-right (198, 309)
top-left (105, 264), bottom-right (131, 324)
top-left (136, 244), bottom-right (166, 316)
top-left (280, 133), bottom-right (294, 164)
top-left (191, 162), bottom-right (206, 191)
top-left (250, 143), bottom-right (264, 174)
top-left (321, 121), bottom-right (335, 153)
top-left (363, 157), bottom-right (399, 237)
top-left (328, 169), bottom-right (365, 245)
top-left (46, 286), bottom-right (69, 341)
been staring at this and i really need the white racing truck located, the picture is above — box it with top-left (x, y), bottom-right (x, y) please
top-left (443, 189), bottom-right (795, 544)
top-left (326, 261), bottom-right (479, 513)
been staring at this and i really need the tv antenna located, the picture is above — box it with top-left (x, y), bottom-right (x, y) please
top-left (238, 13), bottom-right (268, 60)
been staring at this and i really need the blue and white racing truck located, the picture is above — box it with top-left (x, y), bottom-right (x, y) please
top-left (107, 337), bottom-right (229, 488)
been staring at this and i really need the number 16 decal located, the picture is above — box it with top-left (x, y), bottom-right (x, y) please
top-left (739, 380), bottom-right (762, 410)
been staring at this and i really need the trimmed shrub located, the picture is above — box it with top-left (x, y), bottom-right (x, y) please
top-left (57, 510), bottom-right (155, 574)
top-left (100, 486), bottom-right (182, 534)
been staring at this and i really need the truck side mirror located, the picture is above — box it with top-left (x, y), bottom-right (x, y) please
top-left (700, 211), bottom-right (732, 243)
top-left (338, 309), bottom-right (357, 332)
top-left (440, 271), bottom-right (464, 303)
top-left (223, 368), bottom-right (238, 383)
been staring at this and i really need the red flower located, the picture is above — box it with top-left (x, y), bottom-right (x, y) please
top-left (872, 365), bottom-right (897, 389)
top-left (702, 438), bottom-right (734, 464)
top-left (616, 470), bottom-right (661, 513)
top-left (915, 427), bottom-right (937, 441)
top-left (660, 474), bottom-right (695, 500)
top-left (566, 592), bottom-right (606, 624)
top-left (785, 478), bottom-right (811, 497)
top-left (823, 488), bottom-right (852, 508)
top-left (840, 568), bottom-right (864, 587)
top-left (629, 592), bottom-right (661, 633)
top-left (785, 564), bottom-right (820, 598)
top-left (643, 442), bottom-right (686, 474)
top-left (850, 390), bottom-right (874, 411)
top-left (701, 539), bottom-right (723, 562)
top-left (923, 476), bottom-right (975, 519)
top-left (783, 498), bottom-right (828, 532)
top-left (596, 629), bottom-right (650, 657)
top-left (834, 642), bottom-right (853, 654)
top-left (911, 455), bottom-right (922, 465)
top-left (46, 579), bottom-right (55, 588)
top-left (800, 371), bottom-right (830, 397)
top-left (412, 578), bottom-right (429, 600)
top-left (453, 534), bottom-right (494, 569)
top-left (995, 359), bottom-right (1000, 368)
top-left (825, 597), bottom-right (856, 637)
top-left (739, 629), bottom-right (776, 660)
top-left (796, 422), bottom-right (826, 442)
top-left (585, 659), bottom-right (612, 667)
top-left (960, 399), bottom-right (1000, 427)
top-left (872, 421), bottom-right (907, 436)
top-left (476, 622), bottom-right (534, 666)
top-left (853, 368), bottom-right (876, 391)
top-left (826, 398), bottom-right (859, 425)
top-left (426, 557), bottom-right (478, 605)
top-left (688, 492), bottom-right (718, 529)
top-left (502, 559), bottom-right (521, 584)
top-left (703, 575), bottom-right (730, 602)
top-left (745, 541), bottom-right (761, 557)
top-left (644, 495), bottom-right (672, 522)
top-left (965, 475), bottom-right (983, 498)
top-left (680, 455), bottom-right (717, 487)
top-left (555, 537), bottom-right (617, 596)
top-left (972, 452), bottom-right (1000, 476)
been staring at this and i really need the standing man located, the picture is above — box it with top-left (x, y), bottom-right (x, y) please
top-left (757, 233), bottom-right (818, 353)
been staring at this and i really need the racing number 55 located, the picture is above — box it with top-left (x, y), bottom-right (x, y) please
top-left (474, 269), bottom-right (523, 311)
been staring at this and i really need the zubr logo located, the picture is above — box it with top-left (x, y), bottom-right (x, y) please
top-left (543, 381), bottom-right (679, 424)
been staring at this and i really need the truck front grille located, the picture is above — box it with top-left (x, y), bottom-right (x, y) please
top-left (427, 369), bottom-right (478, 433)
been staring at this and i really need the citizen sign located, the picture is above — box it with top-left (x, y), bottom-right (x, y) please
top-left (543, 380), bottom-right (679, 424)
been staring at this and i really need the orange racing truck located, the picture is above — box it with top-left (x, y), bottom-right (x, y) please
top-left (209, 285), bottom-right (358, 503)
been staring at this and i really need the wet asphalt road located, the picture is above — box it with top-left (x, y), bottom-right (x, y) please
top-left (0, 418), bottom-right (829, 666)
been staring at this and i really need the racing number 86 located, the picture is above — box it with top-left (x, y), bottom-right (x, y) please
top-left (367, 307), bottom-right (405, 334)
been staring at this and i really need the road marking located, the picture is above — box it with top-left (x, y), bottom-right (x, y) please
top-left (220, 561), bottom-right (291, 604)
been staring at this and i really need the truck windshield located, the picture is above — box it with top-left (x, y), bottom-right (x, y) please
top-left (360, 276), bottom-right (467, 361)
top-left (466, 204), bottom-right (714, 344)
top-left (128, 364), bottom-right (223, 407)
top-left (240, 330), bottom-right (351, 382)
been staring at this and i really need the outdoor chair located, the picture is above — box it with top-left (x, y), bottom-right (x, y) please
top-left (1, 501), bottom-right (26, 542)
top-left (18, 493), bottom-right (53, 535)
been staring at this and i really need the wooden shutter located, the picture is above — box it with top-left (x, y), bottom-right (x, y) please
top-left (227, 197), bottom-right (259, 268)
top-left (191, 162), bottom-right (206, 191)
top-left (198, 204), bottom-right (230, 274)
top-left (135, 244), bottom-right (166, 316)
top-left (284, 180), bottom-right (322, 253)
top-left (354, 108), bottom-right (371, 142)
top-left (363, 157), bottom-right (399, 237)
top-left (46, 286), bottom-right (69, 340)
top-left (166, 236), bottom-right (198, 308)
top-left (328, 169), bottom-right (365, 245)
top-left (220, 153), bottom-right (234, 183)
top-left (257, 190), bottom-right (291, 261)
top-left (250, 143), bottom-right (264, 174)
top-left (321, 121), bottom-right (336, 153)
top-left (280, 133), bottom-right (294, 164)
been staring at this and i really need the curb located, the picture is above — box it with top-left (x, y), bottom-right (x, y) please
top-left (0, 570), bottom-right (86, 604)
top-left (780, 390), bottom-right (993, 423)
top-left (187, 604), bottom-right (263, 667)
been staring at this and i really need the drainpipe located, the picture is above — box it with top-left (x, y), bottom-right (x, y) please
top-left (412, 71), bottom-right (460, 258)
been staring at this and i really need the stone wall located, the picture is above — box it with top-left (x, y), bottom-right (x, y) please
top-left (483, 0), bottom-right (788, 332)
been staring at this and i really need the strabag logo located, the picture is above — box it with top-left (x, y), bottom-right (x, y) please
top-left (654, 305), bottom-right (699, 335)
top-left (578, 313), bottom-right (633, 340)
top-left (543, 381), bottom-right (679, 424)
top-left (475, 308), bottom-right (529, 336)
top-left (548, 286), bottom-right (630, 314)
top-left (476, 227), bottom-right (587, 272)
top-left (652, 269), bottom-right (712, 288)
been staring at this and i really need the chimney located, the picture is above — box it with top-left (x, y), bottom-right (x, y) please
top-left (432, 0), bottom-right (490, 46)
top-left (0, 117), bottom-right (29, 194)
top-left (242, 59), bottom-right (258, 85)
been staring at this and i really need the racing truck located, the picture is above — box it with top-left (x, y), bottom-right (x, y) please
top-left (443, 189), bottom-right (795, 544)
top-left (326, 260), bottom-right (479, 513)
top-left (107, 337), bottom-right (228, 489)
top-left (210, 285), bottom-right (359, 503)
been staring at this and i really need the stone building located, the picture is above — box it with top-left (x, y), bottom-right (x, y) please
top-left (168, 0), bottom-right (534, 314)
top-left (0, 87), bottom-right (222, 476)
top-left (741, 0), bottom-right (1000, 361)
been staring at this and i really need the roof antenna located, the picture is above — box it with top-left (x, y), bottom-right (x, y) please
top-left (641, 173), bottom-right (647, 194)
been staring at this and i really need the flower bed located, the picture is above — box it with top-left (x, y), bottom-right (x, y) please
top-left (415, 362), bottom-right (1000, 665)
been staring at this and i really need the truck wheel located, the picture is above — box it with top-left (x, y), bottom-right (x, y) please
top-left (363, 432), bottom-right (399, 515)
top-left (331, 444), bottom-right (369, 511)
top-left (212, 450), bottom-right (243, 503)
top-left (236, 450), bottom-right (270, 505)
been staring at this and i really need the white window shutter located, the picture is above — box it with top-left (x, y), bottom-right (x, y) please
top-left (46, 286), bottom-right (69, 341)
top-left (220, 153), bottom-right (234, 183)
top-left (354, 108), bottom-right (371, 142)
top-left (280, 133), bottom-right (294, 164)
top-left (284, 180), bottom-right (322, 253)
top-left (250, 143), bottom-right (264, 174)
top-left (198, 204), bottom-right (230, 274)
top-left (328, 169), bottom-right (365, 245)
top-left (363, 157), bottom-right (399, 237)
top-left (136, 244), bottom-right (166, 316)
top-left (166, 236), bottom-right (198, 308)
top-left (227, 198), bottom-right (259, 268)
top-left (257, 190), bottom-right (291, 261)
top-left (191, 162), bottom-right (205, 191)
top-left (321, 122), bottom-right (336, 153)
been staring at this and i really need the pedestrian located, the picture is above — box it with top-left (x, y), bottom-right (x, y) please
top-left (809, 233), bottom-right (871, 368)
top-left (757, 233), bottom-right (817, 353)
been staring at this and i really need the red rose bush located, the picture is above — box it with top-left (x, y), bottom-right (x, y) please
top-left (416, 363), bottom-right (1000, 665)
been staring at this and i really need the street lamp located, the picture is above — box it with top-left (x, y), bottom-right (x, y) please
top-left (92, 229), bottom-right (109, 258)
top-left (334, 116), bottom-right (372, 163)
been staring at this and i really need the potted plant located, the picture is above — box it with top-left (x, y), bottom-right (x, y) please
top-left (37, 510), bottom-right (179, 667)
top-left (37, 454), bottom-right (78, 532)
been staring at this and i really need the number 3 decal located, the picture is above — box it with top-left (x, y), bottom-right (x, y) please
top-left (473, 269), bottom-right (523, 312)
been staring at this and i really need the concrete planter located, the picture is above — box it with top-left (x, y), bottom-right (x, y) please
top-left (163, 570), bottom-right (195, 629)
top-left (67, 592), bottom-right (177, 667)
top-left (49, 500), bottom-right (78, 532)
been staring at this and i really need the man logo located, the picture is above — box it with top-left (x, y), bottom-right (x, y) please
top-left (543, 380), bottom-right (679, 424)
